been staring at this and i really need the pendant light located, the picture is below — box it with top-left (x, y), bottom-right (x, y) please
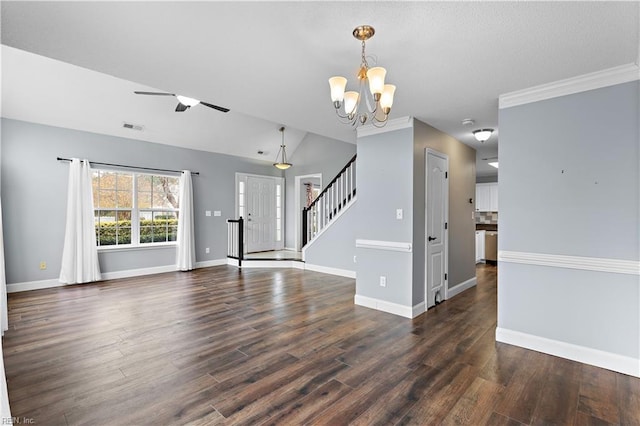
top-left (273, 126), bottom-right (292, 170)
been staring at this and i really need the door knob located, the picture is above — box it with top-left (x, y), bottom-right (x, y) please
top-left (428, 236), bottom-right (436, 241)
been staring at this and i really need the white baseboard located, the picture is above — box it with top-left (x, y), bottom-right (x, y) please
top-left (447, 277), bottom-right (477, 299)
top-left (239, 260), bottom-right (305, 269)
top-left (354, 294), bottom-right (421, 319)
top-left (195, 259), bottom-right (227, 269)
top-left (496, 327), bottom-right (640, 378)
top-left (7, 259), bottom-right (229, 293)
top-left (304, 263), bottom-right (355, 278)
top-left (101, 265), bottom-right (177, 281)
top-left (7, 278), bottom-right (62, 293)
top-left (412, 301), bottom-right (426, 317)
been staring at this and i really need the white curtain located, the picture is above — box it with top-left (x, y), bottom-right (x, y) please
top-left (59, 158), bottom-right (101, 284)
top-left (176, 171), bottom-right (195, 271)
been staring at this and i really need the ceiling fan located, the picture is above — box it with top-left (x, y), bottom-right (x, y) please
top-left (134, 91), bottom-right (230, 113)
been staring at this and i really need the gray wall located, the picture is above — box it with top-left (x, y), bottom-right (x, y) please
top-left (355, 119), bottom-right (477, 310)
top-left (1, 118), bottom-right (281, 284)
top-left (413, 120), bottom-right (477, 303)
top-left (284, 133), bottom-right (356, 249)
top-left (303, 201), bottom-right (357, 272)
top-left (498, 80), bottom-right (639, 358)
top-left (355, 126), bottom-right (416, 307)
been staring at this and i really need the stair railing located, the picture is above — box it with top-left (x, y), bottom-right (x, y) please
top-left (302, 154), bottom-right (356, 247)
top-left (226, 217), bottom-right (244, 266)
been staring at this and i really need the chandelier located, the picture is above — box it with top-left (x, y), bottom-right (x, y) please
top-left (328, 25), bottom-right (396, 128)
top-left (273, 126), bottom-right (292, 170)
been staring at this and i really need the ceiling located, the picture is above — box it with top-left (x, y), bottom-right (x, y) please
top-left (1, 2), bottom-right (639, 179)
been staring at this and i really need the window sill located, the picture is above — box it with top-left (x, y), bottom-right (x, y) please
top-left (97, 242), bottom-right (177, 253)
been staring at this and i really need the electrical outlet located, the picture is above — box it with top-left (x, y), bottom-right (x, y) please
top-left (396, 209), bottom-right (403, 220)
top-left (205, 247), bottom-right (210, 254)
top-left (353, 255), bottom-right (357, 263)
top-left (39, 261), bottom-right (47, 270)
top-left (379, 276), bottom-right (387, 287)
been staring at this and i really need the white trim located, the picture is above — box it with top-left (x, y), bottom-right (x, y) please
top-left (7, 278), bottom-right (61, 293)
top-left (499, 63), bottom-right (640, 109)
top-left (101, 265), bottom-right (177, 280)
top-left (97, 242), bottom-right (177, 252)
top-left (355, 239), bottom-right (412, 253)
top-left (304, 263), bottom-right (355, 278)
top-left (496, 327), bottom-right (640, 378)
top-left (412, 301), bottom-right (426, 318)
top-left (498, 250), bottom-right (640, 275)
top-left (227, 258), bottom-right (240, 267)
top-left (447, 277), bottom-right (477, 299)
top-left (354, 294), bottom-right (415, 318)
top-left (302, 197), bottom-right (357, 259)
top-left (195, 259), bottom-right (228, 269)
top-left (7, 259), bottom-right (229, 293)
top-left (239, 259), bottom-right (305, 269)
top-left (356, 116), bottom-right (414, 138)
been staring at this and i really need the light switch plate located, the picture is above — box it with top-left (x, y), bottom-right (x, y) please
top-left (205, 210), bottom-right (212, 217)
top-left (214, 211), bottom-right (221, 217)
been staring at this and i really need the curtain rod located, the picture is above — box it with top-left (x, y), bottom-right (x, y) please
top-left (56, 157), bottom-right (199, 175)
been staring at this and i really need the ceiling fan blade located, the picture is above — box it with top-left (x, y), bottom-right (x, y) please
top-left (200, 101), bottom-right (230, 113)
top-left (175, 103), bottom-right (189, 112)
top-left (482, 156), bottom-right (498, 161)
top-left (134, 91), bottom-right (175, 96)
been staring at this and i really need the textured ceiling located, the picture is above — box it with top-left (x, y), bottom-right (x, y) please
top-left (1, 1), bottom-right (639, 177)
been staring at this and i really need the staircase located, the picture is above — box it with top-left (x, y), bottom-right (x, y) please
top-left (302, 154), bottom-right (356, 248)
top-left (226, 154), bottom-right (356, 269)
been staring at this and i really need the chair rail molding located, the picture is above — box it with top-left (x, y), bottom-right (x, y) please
top-left (498, 250), bottom-right (640, 275)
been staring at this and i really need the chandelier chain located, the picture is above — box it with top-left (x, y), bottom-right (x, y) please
top-left (361, 40), bottom-right (369, 69)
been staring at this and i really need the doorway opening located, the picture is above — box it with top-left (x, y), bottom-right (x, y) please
top-left (294, 173), bottom-right (322, 251)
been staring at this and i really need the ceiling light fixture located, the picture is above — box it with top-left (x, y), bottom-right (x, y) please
top-left (473, 128), bottom-right (494, 142)
top-left (328, 25), bottom-right (396, 128)
top-left (488, 162), bottom-right (499, 169)
top-left (273, 127), bottom-right (292, 170)
top-left (175, 95), bottom-right (200, 108)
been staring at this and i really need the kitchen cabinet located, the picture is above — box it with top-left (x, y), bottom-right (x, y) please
top-left (475, 230), bottom-right (485, 263)
top-left (475, 183), bottom-right (498, 212)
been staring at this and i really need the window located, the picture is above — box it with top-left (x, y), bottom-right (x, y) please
top-left (276, 183), bottom-right (282, 242)
top-left (92, 170), bottom-right (179, 247)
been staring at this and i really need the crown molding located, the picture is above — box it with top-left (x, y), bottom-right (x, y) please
top-left (499, 63), bottom-right (640, 109)
top-left (356, 116), bottom-right (413, 138)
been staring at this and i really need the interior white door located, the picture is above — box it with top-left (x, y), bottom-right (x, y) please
top-left (426, 150), bottom-right (448, 308)
top-left (246, 176), bottom-right (276, 253)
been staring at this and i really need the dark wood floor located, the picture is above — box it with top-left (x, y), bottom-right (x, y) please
top-left (3, 264), bottom-right (639, 425)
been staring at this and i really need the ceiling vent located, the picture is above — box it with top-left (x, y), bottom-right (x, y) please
top-left (122, 122), bottom-right (144, 131)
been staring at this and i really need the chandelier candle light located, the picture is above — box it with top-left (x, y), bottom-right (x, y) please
top-left (273, 126), bottom-right (292, 170)
top-left (329, 25), bottom-right (396, 127)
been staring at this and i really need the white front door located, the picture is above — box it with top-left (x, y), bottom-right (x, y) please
top-left (426, 150), bottom-right (448, 308)
top-left (246, 176), bottom-right (276, 253)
